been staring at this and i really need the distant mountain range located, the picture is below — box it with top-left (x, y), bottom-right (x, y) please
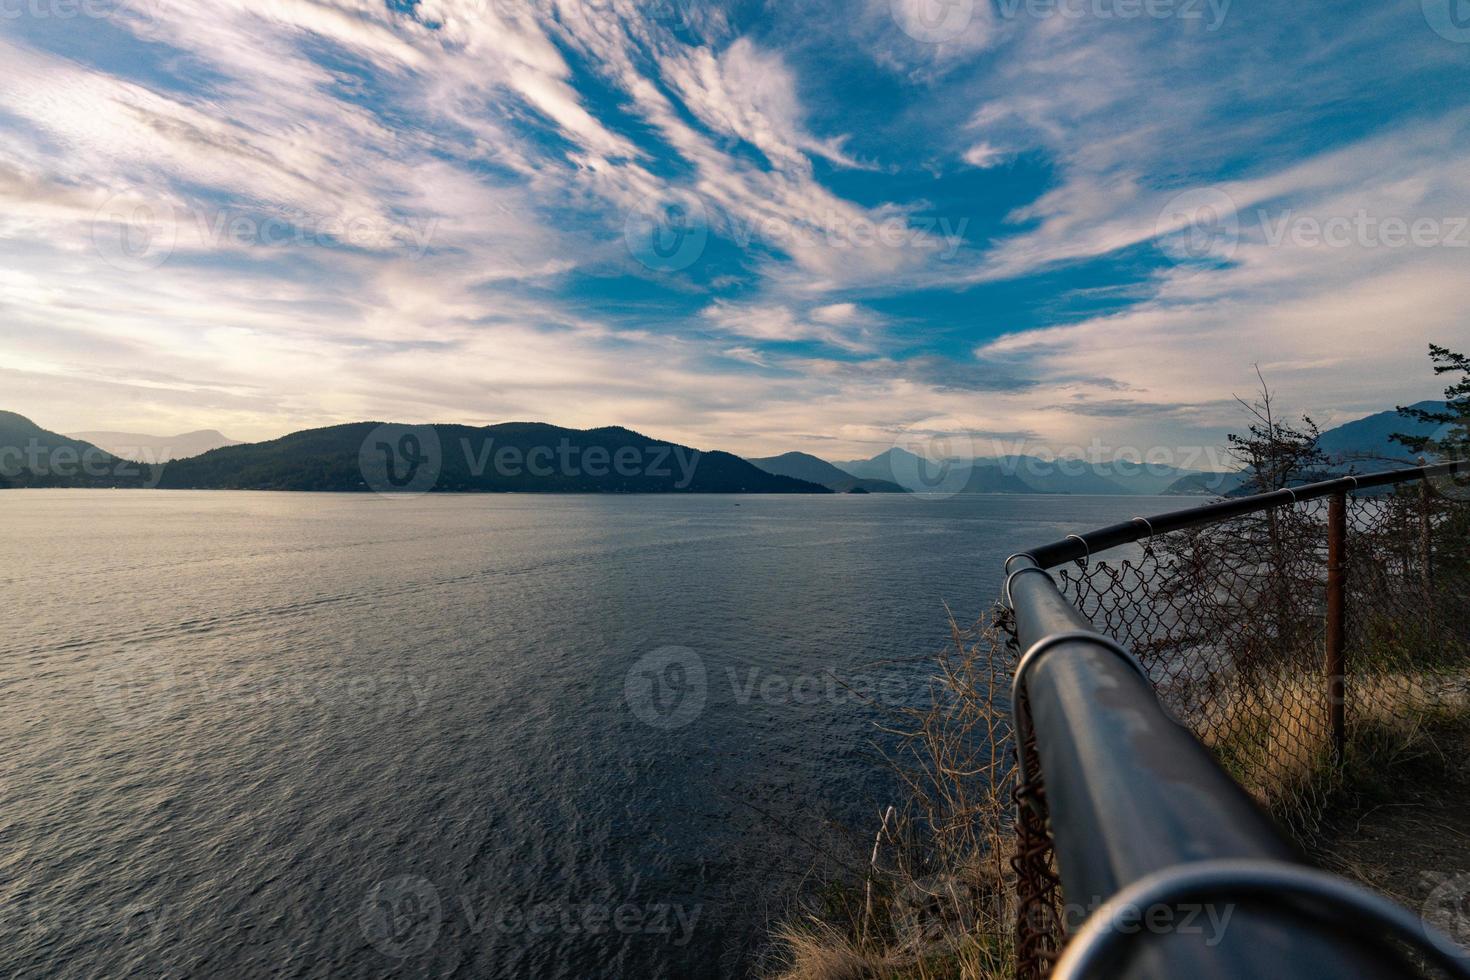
top-left (1158, 400), bottom-right (1449, 496)
top-left (67, 429), bottom-right (241, 463)
top-left (0, 413), bottom-right (827, 494)
top-left (0, 411), bottom-right (150, 489)
top-left (835, 449), bottom-right (1034, 494)
top-left (817, 403), bottom-right (1453, 497)
top-left (1316, 401), bottom-right (1447, 464)
top-left (747, 452), bottom-right (907, 493)
top-left (829, 448), bottom-right (1221, 496)
top-left (2, 400), bottom-right (1455, 495)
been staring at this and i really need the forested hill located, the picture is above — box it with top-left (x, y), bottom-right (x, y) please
top-left (15, 418), bottom-right (829, 493)
top-left (0, 411), bottom-right (154, 489)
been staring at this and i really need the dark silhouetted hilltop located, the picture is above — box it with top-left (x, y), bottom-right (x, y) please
top-left (748, 452), bottom-right (907, 493)
top-left (0, 412), bottom-right (154, 488)
top-left (149, 421), bottom-right (829, 493)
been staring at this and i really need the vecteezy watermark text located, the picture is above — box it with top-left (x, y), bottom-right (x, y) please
top-left (624, 191), bottom-right (971, 272)
top-left (1259, 209), bottom-right (1470, 250)
top-left (0, 0), bottom-right (158, 19)
top-left (92, 196), bottom-right (439, 272)
top-left (461, 892), bottom-right (701, 947)
top-left (1058, 896), bottom-right (1237, 944)
top-left (1155, 188), bottom-right (1470, 265)
top-left (0, 439), bottom-right (163, 487)
top-left (3, 897), bottom-right (171, 948)
top-left (360, 874), bottom-right (702, 960)
top-left (880, 424), bottom-right (1241, 499)
top-left (995, 0), bottom-right (1230, 29)
top-left (461, 438), bottom-right (700, 486)
top-left (985, 437), bottom-right (1235, 480)
top-left (623, 647), bottom-right (923, 730)
top-left (480, 0), bottom-right (707, 31)
top-left (359, 424), bottom-right (704, 497)
top-left (93, 647), bottom-right (437, 728)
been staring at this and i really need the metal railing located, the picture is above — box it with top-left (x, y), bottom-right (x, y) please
top-left (1002, 461), bottom-right (1470, 979)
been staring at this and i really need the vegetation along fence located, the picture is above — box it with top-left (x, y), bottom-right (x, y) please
top-left (1002, 461), bottom-right (1470, 979)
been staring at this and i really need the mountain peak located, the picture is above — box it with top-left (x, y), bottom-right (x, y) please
top-left (67, 428), bottom-right (244, 463)
top-left (0, 410), bottom-right (42, 432)
top-left (748, 451), bottom-right (907, 493)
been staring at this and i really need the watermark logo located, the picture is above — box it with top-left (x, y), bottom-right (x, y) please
top-left (1423, 0), bottom-right (1470, 42)
top-left (1424, 421), bottom-right (1470, 501)
top-left (624, 647), bottom-right (707, 730)
top-left (624, 193), bottom-right (709, 273)
top-left (482, 0), bottom-right (698, 29)
top-left (93, 648), bottom-right (177, 728)
top-left (888, 425), bottom-right (977, 498)
top-left (10, 898), bottom-right (171, 948)
top-left (994, 0), bottom-right (1230, 30)
top-left (458, 436), bottom-right (700, 488)
top-left (93, 195), bottom-right (178, 273)
top-left (359, 424), bottom-right (442, 497)
top-left (91, 197), bottom-right (439, 272)
top-left (1155, 188), bottom-right (1240, 263)
top-left (1058, 897), bottom-right (1236, 945)
top-left (1422, 873), bottom-right (1470, 960)
top-left (1258, 209), bottom-right (1469, 250)
top-left (0, 438), bottom-right (165, 487)
top-left (0, 0), bottom-right (162, 21)
top-left (728, 667), bottom-right (919, 709)
top-left (890, 0), bottom-right (975, 43)
top-left (360, 875), bottom-right (443, 959)
top-left (467, 886), bottom-right (701, 945)
top-left (97, 657), bottom-right (434, 727)
top-left (366, 872), bottom-right (703, 948)
top-left (627, 192), bottom-right (969, 267)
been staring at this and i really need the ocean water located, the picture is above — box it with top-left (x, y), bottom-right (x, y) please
top-left (1, 491), bottom-right (1173, 978)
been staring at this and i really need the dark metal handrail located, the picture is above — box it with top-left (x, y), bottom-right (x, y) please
top-left (1007, 459), bottom-right (1469, 571)
top-left (1004, 461), bottom-right (1470, 979)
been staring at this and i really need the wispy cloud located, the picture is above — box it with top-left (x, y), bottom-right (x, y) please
top-left (0, 0), bottom-right (1465, 459)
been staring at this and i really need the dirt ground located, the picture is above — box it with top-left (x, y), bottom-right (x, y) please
top-left (1313, 723), bottom-right (1470, 957)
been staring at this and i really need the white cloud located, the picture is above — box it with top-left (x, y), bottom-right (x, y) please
top-left (660, 39), bottom-right (865, 173)
top-left (978, 219), bottom-right (1470, 448)
top-left (962, 141), bottom-right (1007, 169)
top-left (722, 346), bottom-right (769, 366)
top-left (701, 301), bottom-right (880, 352)
top-left (0, 0), bottom-right (1465, 463)
top-left (811, 303), bottom-right (866, 325)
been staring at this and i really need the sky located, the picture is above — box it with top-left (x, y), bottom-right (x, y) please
top-left (1, 0), bottom-right (1468, 463)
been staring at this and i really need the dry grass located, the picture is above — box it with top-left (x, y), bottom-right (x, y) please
top-left (1191, 666), bottom-right (1465, 837)
top-left (766, 924), bottom-right (878, 980)
top-left (764, 610), bottom-right (1019, 980)
top-left (765, 576), bottom-right (1469, 978)
top-left (1311, 718), bottom-right (1470, 914)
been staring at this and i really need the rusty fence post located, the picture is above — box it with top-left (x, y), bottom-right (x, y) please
top-left (1421, 480), bottom-right (1436, 638)
top-left (1326, 492), bottom-right (1347, 762)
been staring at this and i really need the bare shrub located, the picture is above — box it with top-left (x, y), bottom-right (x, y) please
top-left (767, 610), bottom-right (1019, 980)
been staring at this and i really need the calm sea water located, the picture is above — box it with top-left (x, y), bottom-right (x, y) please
top-left (1, 491), bottom-right (1172, 978)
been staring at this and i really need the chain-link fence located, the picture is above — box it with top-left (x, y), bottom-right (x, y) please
top-left (1005, 475), bottom-right (1470, 979)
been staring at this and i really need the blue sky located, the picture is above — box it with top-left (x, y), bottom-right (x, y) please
top-left (1, 0), bottom-right (1468, 462)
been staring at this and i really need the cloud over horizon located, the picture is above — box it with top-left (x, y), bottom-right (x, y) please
top-left (0, 0), bottom-right (1466, 459)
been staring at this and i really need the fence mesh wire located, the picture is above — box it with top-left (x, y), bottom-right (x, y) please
top-left (1006, 478), bottom-right (1470, 978)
